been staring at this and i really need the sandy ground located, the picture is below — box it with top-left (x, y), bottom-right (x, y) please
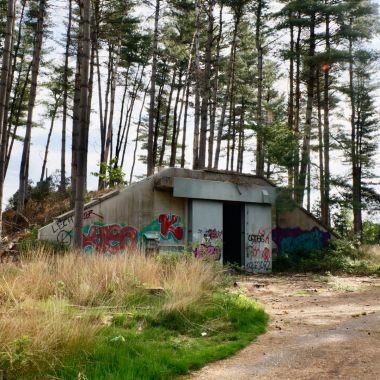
top-left (190, 274), bottom-right (380, 380)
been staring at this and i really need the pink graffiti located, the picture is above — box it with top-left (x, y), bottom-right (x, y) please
top-left (194, 244), bottom-right (221, 261)
top-left (83, 224), bottom-right (138, 254)
top-left (159, 214), bottom-right (183, 241)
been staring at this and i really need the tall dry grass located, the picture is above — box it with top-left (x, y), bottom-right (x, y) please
top-left (0, 250), bottom-right (220, 308)
top-left (0, 249), bottom-right (221, 378)
top-left (362, 244), bottom-right (380, 264)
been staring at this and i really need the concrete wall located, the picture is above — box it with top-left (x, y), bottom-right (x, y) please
top-left (38, 177), bottom-right (188, 253)
top-left (273, 207), bottom-right (332, 256)
top-left (38, 168), bottom-right (335, 261)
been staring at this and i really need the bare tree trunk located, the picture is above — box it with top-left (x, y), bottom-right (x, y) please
top-left (180, 80), bottom-right (190, 168)
top-left (18, 0), bottom-right (46, 212)
top-left (40, 104), bottom-right (59, 182)
top-left (153, 83), bottom-right (164, 167)
top-left (322, 7), bottom-right (330, 226)
top-left (193, 0), bottom-right (201, 169)
top-left (316, 69), bottom-right (325, 219)
top-left (103, 41), bottom-right (121, 177)
top-left (73, 0), bottom-right (91, 249)
top-left (120, 66), bottom-right (146, 169)
top-left (287, 12), bottom-right (294, 187)
top-left (237, 98), bottom-right (245, 173)
top-left (169, 70), bottom-right (183, 167)
top-left (147, 0), bottom-right (160, 176)
top-left (214, 11), bottom-right (240, 169)
top-left (71, 12), bottom-right (84, 207)
top-left (2, 0), bottom-right (21, 138)
top-left (0, 0), bottom-right (15, 236)
top-left (114, 67), bottom-right (130, 163)
top-left (61, 0), bottom-right (73, 192)
top-left (296, 12), bottom-right (316, 206)
top-left (130, 83), bottom-right (150, 184)
top-left (293, 17), bottom-right (302, 197)
top-left (348, 27), bottom-right (361, 237)
top-left (159, 67), bottom-right (177, 166)
top-left (199, 0), bottom-right (215, 169)
top-left (5, 60), bottom-right (32, 175)
top-left (208, 4), bottom-right (223, 169)
top-left (255, 0), bottom-right (265, 177)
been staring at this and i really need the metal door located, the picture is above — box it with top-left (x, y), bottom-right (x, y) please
top-left (191, 200), bottom-right (223, 262)
top-left (245, 204), bottom-right (272, 273)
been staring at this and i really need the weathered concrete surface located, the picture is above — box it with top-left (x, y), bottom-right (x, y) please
top-left (190, 275), bottom-right (380, 380)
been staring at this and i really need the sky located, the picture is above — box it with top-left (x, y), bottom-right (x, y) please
top-left (3, 0), bottom-right (380, 223)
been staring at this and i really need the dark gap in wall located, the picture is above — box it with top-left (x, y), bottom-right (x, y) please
top-left (223, 203), bottom-right (243, 266)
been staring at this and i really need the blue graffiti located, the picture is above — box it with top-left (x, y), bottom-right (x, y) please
top-left (273, 227), bottom-right (331, 256)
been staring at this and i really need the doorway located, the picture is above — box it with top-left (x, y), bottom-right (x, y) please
top-left (223, 203), bottom-right (243, 266)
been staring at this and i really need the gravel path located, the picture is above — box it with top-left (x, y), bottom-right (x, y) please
top-left (190, 275), bottom-right (380, 380)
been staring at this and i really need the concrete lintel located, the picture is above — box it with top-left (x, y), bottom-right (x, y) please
top-left (173, 177), bottom-right (275, 204)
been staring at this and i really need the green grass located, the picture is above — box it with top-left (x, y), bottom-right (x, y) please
top-left (54, 293), bottom-right (268, 380)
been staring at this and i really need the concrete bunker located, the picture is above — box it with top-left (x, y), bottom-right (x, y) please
top-left (38, 168), bottom-right (333, 273)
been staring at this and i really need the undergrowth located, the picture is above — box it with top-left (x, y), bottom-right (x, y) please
top-left (273, 239), bottom-right (380, 276)
top-left (0, 251), bottom-right (268, 379)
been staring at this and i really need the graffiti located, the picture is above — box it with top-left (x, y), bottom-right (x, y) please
top-left (52, 209), bottom-right (103, 242)
top-left (83, 224), bottom-right (139, 254)
top-left (57, 230), bottom-right (72, 246)
top-left (246, 260), bottom-right (271, 272)
top-left (194, 229), bottom-right (223, 261)
top-left (51, 216), bottom-right (74, 234)
top-left (158, 214), bottom-right (183, 241)
top-left (140, 213), bottom-right (184, 242)
top-left (83, 209), bottom-right (104, 220)
top-left (272, 227), bottom-right (331, 256)
top-left (246, 228), bottom-right (272, 273)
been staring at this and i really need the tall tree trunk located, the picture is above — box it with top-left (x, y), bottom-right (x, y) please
top-left (159, 67), bottom-right (177, 166)
top-left (322, 7), bottom-right (330, 226)
top-left (214, 11), bottom-right (241, 169)
top-left (180, 79), bottom-right (190, 168)
top-left (293, 17), bottom-right (302, 197)
top-left (103, 41), bottom-right (122, 179)
top-left (153, 82), bottom-right (165, 167)
top-left (71, 10), bottom-right (84, 207)
top-left (255, 0), bottom-right (265, 176)
top-left (169, 70), bottom-right (183, 167)
top-left (18, 0), bottom-right (46, 212)
top-left (40, 104), bottom-right (59, 182)
top-left (287, 12), bottom-right (294, 187)
top-left (120, 66), bottom-right (146, 169)
top-left (316, 69), bottom-right (325, 220)
top-left (61, 0), bottom-right (73, 192)
top-left (147, 0), bottom-right (160, 176)
top-left (237, 98), bottom-right (245, 173)
top-left (348, 27), bottom-right (361, 236)
top-left (130, 83), bottom-right (150, 184)
top-left (208, 4), bottom-right (223, 169)
top-left (114, 67), bottom-right (130, 164)
top-left (296, 12), bottom-right (316, 206)
top-left (73, 0), bottom-right (91, 249)
top-left (193, 0), bottom-right (201, 169)
top-left (0, 0), bottom-right (16, 236)
top-left (199, 0), bottom-right (215, 169)
top-left (5, 60), bottom-right (33, 175)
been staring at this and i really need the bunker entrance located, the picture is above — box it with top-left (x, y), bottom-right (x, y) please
top-left (223, 203), bottom-right (244, 266)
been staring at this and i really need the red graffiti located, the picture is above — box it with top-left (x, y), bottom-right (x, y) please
top-left (158, 214), bottom-right (183, 241)
top-left (262, 247), bottom-right (271, 262)
top-left (83, 209), bottom-right (103, 220)
top-left (83, 224), bottom-right (138, 254)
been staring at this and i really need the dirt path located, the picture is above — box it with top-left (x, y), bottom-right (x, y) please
top-left (190, 274), bottom-right (380, 380)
